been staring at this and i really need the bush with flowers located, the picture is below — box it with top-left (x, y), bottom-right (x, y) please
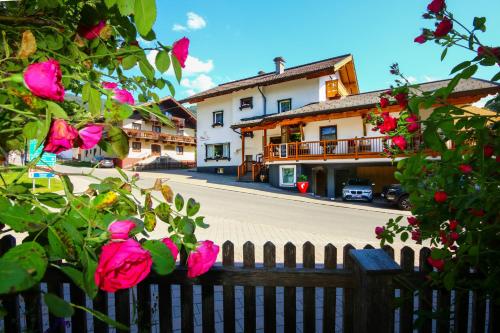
top-left (369, 0), bottom-right (500, 308)
top-left (0, 0), bottom-right (218, 327)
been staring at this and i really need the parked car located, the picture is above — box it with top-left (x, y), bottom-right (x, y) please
top-left (381, 184), bottom-right (412, 210)
top-left (342, 178), bottom-right (373, 202)
top-left (98, 158), bottom-right (114, 168)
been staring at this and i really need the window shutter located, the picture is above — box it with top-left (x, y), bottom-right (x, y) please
top-left (325, 80), bottom-right (338, 99)
top-left (223, 143), bottom-right (229, 158)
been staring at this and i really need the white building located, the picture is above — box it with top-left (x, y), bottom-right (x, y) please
top-left (180, 55), bottom-right (499, 197)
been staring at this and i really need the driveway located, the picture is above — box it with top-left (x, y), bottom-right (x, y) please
top-left (54, 166), bottom-right (413, 263)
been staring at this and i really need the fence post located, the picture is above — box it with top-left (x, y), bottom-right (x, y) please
top-left (349, 249), bottom-right (401, 333)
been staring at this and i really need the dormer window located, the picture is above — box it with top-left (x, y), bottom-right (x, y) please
top-left (240, 97), bottom-right (253, 110)
top-left (326, 80), bottom-right (339, 99)
top-left (212, 111), bottom-right (224, 127)
top-left (278, 99), bottom-right (292, 113)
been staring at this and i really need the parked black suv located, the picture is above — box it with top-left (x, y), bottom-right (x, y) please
top-left (381, 184), bottom-right (412, 210)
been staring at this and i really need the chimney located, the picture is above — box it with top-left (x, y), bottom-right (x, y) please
top-left (273, 56), bottom-right (285, 74)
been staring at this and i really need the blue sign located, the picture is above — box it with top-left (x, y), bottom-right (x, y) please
top-left (28, 139), bottom-right (56, 167)
top-left (29, 171), bottom-right (55, 179)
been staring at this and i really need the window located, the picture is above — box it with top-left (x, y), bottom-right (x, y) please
top-left (278, 99), bottom-right (292, 113)
top-left (325, 80), bottom-right (339, 99)
top-left (176, 146), bottom-right (184, 155)
top-left (240, 97), bottom-right (253, 110)
top-left (132, 142), bottom-right (141, 151)
top-left (320, 126), bottom-right (337, 141)
top-left (212, 111), bottom-right (224, 127)
top-left (205, 143), bottom-right (230, 161)
top-left (152, 124), bottom-right (161, 133)
top-left (279, 165), bottom-right (296, 187)
top-left (132, 123), bottom-right (141, 130)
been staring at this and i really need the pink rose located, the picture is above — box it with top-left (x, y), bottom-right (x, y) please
top-left (394, 93), bottom-right (408, 108)
top-left (449, 219), bottom-right (459, 231)
top-left (172, 37), bottom-right (190, 68)
top-left (102, 81), bottom-right (118, 89)
top-left (379, 97), bottom-right (390, 108)
top-left (23, 59), bottom-right (65, 102)
top-left (112, 88), bottom-right (135, 105)
top-left (78, 124), bottom-right (104, 150)
top-left (162, 238), bottom-right (179, 261)
top-left (434, 191), bottom-right (447, 203)
top-left (406, 114), bottom-right (420, 133)
top-left (78, 21), bottom-right (106, 40)
top-left (379, 114), bottom-right (397, 134)
top-left (458, 164), bottom-right (472, 174)
top-left (427, 257), bottom-right (445, 271)
top-left (392, 136), bottom-right (407, 151)
top-left (44, 119), bottom-right (79, 154)
top-left (414, 34), bottom-right (427, 44)
top-left (427, 0), bottom-right (445, 13)
top-left (411, 230), bottom-right (421, 241)
top-left (108, 220), bottom-right (136, 240)
top-left (434, 18), bottom-right (453, 37)
top-left (187, 240), bottom-right (219, 278)
top-left (483, 145), bottom-right (494, 158)
top-left (407, 216), bottom-right (419, 226)
top-left (375, 226), bottom-right (385, 239)
top-left (95, 239), bottom-right (152, 292)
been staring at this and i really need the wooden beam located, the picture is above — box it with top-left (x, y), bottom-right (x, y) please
top-left (333, 55), bottom-right (353, 72)
top-left (337, 79), bottom-right (350, 97)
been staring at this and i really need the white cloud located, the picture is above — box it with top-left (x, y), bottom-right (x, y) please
top-left (181, 74), bottom-right (216, 94)
top-left (172, 24), bottom-right (188, 32)
top-left (172, 12), bottom-right (206, 32)
top-left (423, 75), bottom-right (440, 82)
top-left (147, 51), bottom-right (214, 77)
top-left (407, 76), bottom-right (417, 84)
top-left (472, 94), bottom-right (497, 108)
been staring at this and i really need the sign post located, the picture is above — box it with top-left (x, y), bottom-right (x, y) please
top-left (28, 139), bottom-right (56, 191)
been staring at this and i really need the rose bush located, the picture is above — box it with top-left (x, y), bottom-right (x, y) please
top-left (368, 0), bottom-right (500, 316)
top-left (0, 0), bottom-right (217, 328)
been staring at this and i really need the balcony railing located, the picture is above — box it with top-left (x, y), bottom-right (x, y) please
top-left (124, 128), bottom-right (196, 144)
top-left (264, 136), bottom-right (423, 161)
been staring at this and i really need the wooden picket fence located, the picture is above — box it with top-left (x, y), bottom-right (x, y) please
top-left (1, 235), bottom-right (499, 333)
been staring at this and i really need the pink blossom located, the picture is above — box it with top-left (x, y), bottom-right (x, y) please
top-left (95, 239), bottom-right (152, 292)
top-left (78, 124), bottom-right (104, 150)
top-left (427, 0), bottom-right (445, 13)
top-left (162, 238), bottom-right (179, 261)
top-left (392, 136), bottom-right (407, 151)
top-left (458, 164), bottom-right (472, 174)
top-left (44, 119), bottom-right (79, 154)
top-left (449, 219), bottom-right (459, 231)
top-left (414, 34), bottom-right (427, 44)
top-left (78, 21), bottom-right (106, 40)
top-left (108, 220), bottom-right (136, 240)
top-left (102, 81), bottom-right (118, 89)
top-left (375, 226), bottom-right (385, 239)
top-left (378, 114), bottom-right (397, 134)
top-left (406, 114), bottom-right (420, 133)
top-left (172, 37), bottom-right (190, 68)
top-left (407, 216), bottom-right (419, 226)
top-left (187, 240), bottom-right (219, 278)
top-left (434, 18), bottom-right (453, 37)
top-left (427, 257), bottom-right (445, 271)
top-left (112, 88), bottom-right (135, 105)
top-left (434, 191), bottom-right (447, 203)
top-left (23, 59), bottom-right (65, 102)
top-left (411, 230), bottom-right (421, 241)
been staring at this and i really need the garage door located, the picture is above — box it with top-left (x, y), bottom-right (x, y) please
top-left (356, 166), bottom-right (397, 193)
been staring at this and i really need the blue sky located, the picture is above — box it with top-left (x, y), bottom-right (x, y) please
top-left (145, 0), bottom-right (500, 101)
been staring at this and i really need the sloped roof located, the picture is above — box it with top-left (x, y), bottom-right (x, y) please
top-left (231, 78), bottom-right (500, 128)
top-left (178, 54), bottom-right (353, 103)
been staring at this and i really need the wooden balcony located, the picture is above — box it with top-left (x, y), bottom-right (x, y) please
top-left (264, 136), bottom-right (423, 162)
top-left (123, 128), bottom-right (196, 145)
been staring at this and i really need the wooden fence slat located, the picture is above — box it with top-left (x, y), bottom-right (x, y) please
top-left (0, 236), bottom-right (21, 333)
top-left (136, 282), bottom-right (151, 332)
top-left (343, 244), bottom-right (355, 333)
top-left (471, 291), bottom-right (486, 333)
top-left (383, 245), bottom-right (396, 329)
top-left (284, 242), bottom-right (296, 333)
top-left (263, 242), bottom-right (276, 332)
top-left (92, 290), bottom-right (109, 333)
top-left (222, 241), bottom-right (235, 333)
top-left (399, 246), bottom-right (415, 333)
top-left (454, 290), bottom-right (469, 333)
top-left (436, 289), bottom-right (450, 333)
top-left (69, 283), bottom-right (88, 333)
top-left (180, 250), bottom-right (194, 333)
top-left (47, 265), bottom-right (66, 333)
top-left (202, 284), bottom-right (215, 333)
top-left (22, 287), bottom-right (44, 333)
top-left (488, 297), bottom-right (500, 333)
top-left (243, 241), bottom-right (256, 332)
top-left (303, 242), bottom-right (315, 333)
top-left (115, 289), bottom-right (131, 333)
top-left (323, 244), bottom-right (337, 333)
top-left (158, 284), bottom-right (173, 333)
top-left (418, 248), bottom-right (433, 333)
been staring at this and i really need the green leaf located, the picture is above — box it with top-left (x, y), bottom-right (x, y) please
top-left (36, 192), bottom-right (66, 208)
top-left (423, 127), bottom-right (445, 152)
top-left (400, 232), bottom-right (409, 242)
top-left (134, 0), bottom-right (157, 37)
top-left (142, 240), bottom-right (175, 275)
top-left (121, 55), bottom-right (137, 70)
top-left (46, 101), bottom-right (68, 119)
top-left (186, 198), bottom-right (200, 217)
top-left (139, 59), bottom-right (155, 81)
top-left (107, 127), bottom-right (129, 159)
top-left (59, 266), bottom-right (85, 291)
top-left (460, 64), bottom-right (478, 79)
top-left (104, 0), bottom-right (117, 8)
top-left (172, 55), bottom-right (182, 83)
top-left (48, 226), bottom-right (73, 260)
top-left (144, 211), bottom-right (156, 232)
top-left (174, 193), bottom-right (184, 211)
top-left (0, 205), bottom-right (46, 232)
top-left (1, 242), bottom-right (48, 292)
top-left (82, 250), bottom-right (98, 299)
top-left (22, 121), bottom-right (41, 140)
top-left (72, 303), bottom-right (129, 330)
top-left (194, 216), bottom-right (209, 228)
top-left (0, 261), bottom-right (31, 294)
top-left (117, 0), bottom-right (134, 16)
top-left (166, 80), bottom-right (175, 96)
top-left (179, 217), bottom-right (194, 235)
top-left (443, 272), bottom-right (455, 290)
top-left (88, 87), bottom-right (102, 117)
top-left (155, 50), bottom-right (170, 73)
top-left (61, 175), bottom-right (74, 195)
top-left (44, 293), bottom-right (74, 318)
top-left (116, 167), bottom-right (129, 181)
top-left (440, 47), bottom-right (448, 61)
top-left (154, 203), bottom-right (171, 222)
top-left (473, 17), bottom-right (486, 32)
top-left (491, 71), bottom-right (500, 82)
top-left (450, 61), bottom-right (471, 75)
